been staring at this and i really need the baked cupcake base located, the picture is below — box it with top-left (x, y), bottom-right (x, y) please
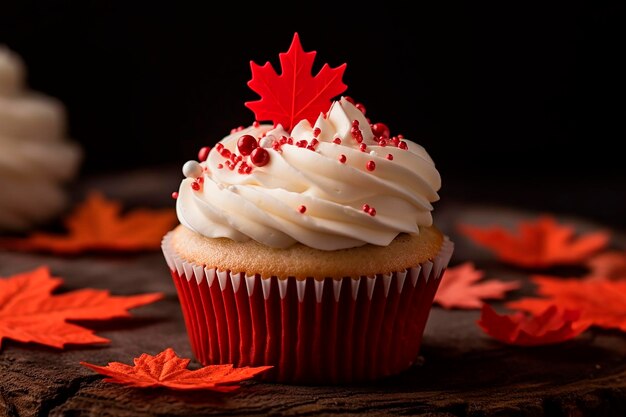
top-left (162, 229), bottom-right (453, 384)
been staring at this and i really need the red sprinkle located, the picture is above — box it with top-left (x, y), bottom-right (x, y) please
top-left (333, 137), bottom-right (342, 145)
top-left (216, 143), bottom-right (224, 151)
top-left (368, 207), bottom-right (377, 216)
top-left (298, 205), bottom-right (307, 214)
top-left (253, 121), bottom-right (260, 128)
top-left (217, 163), bottom-right (223, 169)
top-left (191, 182), bottom-right (200, 191)
top-left (371, 123), bottom-right (390, 139)
top-left (398, 141), bottom-right (408, 150)
top-left (313, 127), bottom-right (321, 137)
top-left (280, 136), bottom-right (288, 144)
top-left (310, 138), bottom-right (319, 147)
top-left (237, 134), bottom-right (258, 156)
top-left (197, 146), bottom-right (211, 162)
top-left (339, 154), bottom-right (347, 163)
top-left (366, 161), bottom-right (376, 171)
top-left (220, 148), bottom-right (232, 158)
top-left (362, 204), bottom-right (370, 212)
top-left (359, 143), bottom-right (367, 152)
top-left (287, 137), bottom-right (294, 145)
top-left (344, 96), bottom-right (356, 105)
top-left (351, 120), bottom-right (363, 143)
top-left (378, 139), bottom-right (387, 147)
top-left (296, 140), bottom-right (308, 148)
top-left (171, 192), bottom-right (178, 199)
top-left (307, 145), bottom-right (315, 151)
top-left (250, 147), bottom-right (270, 167)
top-left (356, 103), bottom-right (366, 115)
top-left (386, 153), bottom-right (394, 160)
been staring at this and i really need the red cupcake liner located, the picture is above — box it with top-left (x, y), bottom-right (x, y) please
top-left (162, 233), bottom-right (453, 384)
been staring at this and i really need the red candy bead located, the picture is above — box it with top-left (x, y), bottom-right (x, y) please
top-left (368, 207), bottom-right (376, 216)
top-left (344, 96), bottom-right (356, 105)
top-left (250, 147), bottom-right (270, 167)
top-left (371, 123), bottom-right (390, 139)
top-left (237, 134), bottom-right (258, 156)
top-left (366, 161), bottom-right (376, 171)
top-left (298, 205), bottom-right (307, 214)
top-left (356, 103), bottom-right (366, 115)
top-left (386, 154), bottom-right (394, 160)
top-left (339, 154), bottom-right (347, 163)
top-left (398, 141), bottom-right (408, 150)
top-left (333, 137), bottom-right (342, 145)
top-left (191, 182), bottom-right (200, 191)
top-left (171, 191), bottom-right (179, 199)
top-left (197, 146), bottom-right (211, 162)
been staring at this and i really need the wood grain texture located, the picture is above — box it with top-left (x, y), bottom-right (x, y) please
top-left (1, 171), bottom-right (626, 417)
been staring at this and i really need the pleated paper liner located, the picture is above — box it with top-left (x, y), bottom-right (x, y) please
top-left (162, 233), bottom-right (454, 384)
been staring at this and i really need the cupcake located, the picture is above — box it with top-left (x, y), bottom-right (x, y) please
top-left (0, 46), bottom-right (81, 232)
top-left (162, 34), bottom-right (453, 383)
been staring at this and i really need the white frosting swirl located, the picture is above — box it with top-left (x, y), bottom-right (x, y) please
top-left (177, 97), bottom-right (440, 250)
top-left (0, 47), bottom-right (81, 232)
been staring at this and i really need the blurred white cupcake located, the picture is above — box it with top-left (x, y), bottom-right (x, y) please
top-left (0, 46), bottom-right (81, 232)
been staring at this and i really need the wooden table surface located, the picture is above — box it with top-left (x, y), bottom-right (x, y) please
top-left (1, 170), bottom-right (626, 417)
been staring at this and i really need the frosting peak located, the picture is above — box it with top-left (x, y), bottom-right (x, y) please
top-left (176, 98), bottom-right (441, 251)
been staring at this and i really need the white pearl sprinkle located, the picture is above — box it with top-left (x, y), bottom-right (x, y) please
top-left (182, 160), bottom-right (203, 178)
top-left (369, 150), bottom-right (377, 156)
top-left (259, 135), bottom-right (276, 148)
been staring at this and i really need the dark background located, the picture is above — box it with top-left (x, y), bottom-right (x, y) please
top-left (1, 2), bottom-right (625, 228)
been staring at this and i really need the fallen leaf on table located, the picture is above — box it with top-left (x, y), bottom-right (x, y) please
top-left (586, 251), bottom-right (626, 280)
top-left (0, 267), bottom-right (162, 350)
top-left (508, 276), bottom-right (626, 331)
top-left (0, 192), bottom-right (176, 254)
top-left (435, 262), bottom-right (520, 309)
top-left (245, 33), bottom-right (347, 130)
top-left (81, 348), bottom-right (272, 392)
top-left (459, 216), bottom-right (609, 268)
top-left (478, 304), bottom-right (590, 346)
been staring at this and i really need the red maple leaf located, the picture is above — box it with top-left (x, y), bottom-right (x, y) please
top-left (81, 348), bottom-right (272, 392)
top-left (478, 304), bottom-right (590, 346)
top-left (508, 275), bottom-right (626, 331)
top-left (0, 267), bottom-right (163, 349)
top-left (586, 251), bottom-right (626, 280)
top-left (0, 192), bottom-right (177, 255)
top-left (435, 262), bottom-right (520, 309)
top-left (459, 216), bottom-right (609, 268)
top-left (245, 33), bottom-right (347, 130)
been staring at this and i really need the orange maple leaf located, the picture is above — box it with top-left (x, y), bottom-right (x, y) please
top-left (459, 216), bottom-right (609, 268)
top-left (0, 267), bottom-right (163, 349)
top-left (81, 348), bottom-right (272, 392)
top-left (245, 33), bottom-right (347, 130)
top-left (478, 304), bottom-right (590, 346)
top-left (586, 251), bottom-right (626, 280)
top-left (508, 276), bottom-right (626, 331)
top-left (0, 192), bottom-right (177, 254)
top-left (435, 262), bottom-right (520, 309)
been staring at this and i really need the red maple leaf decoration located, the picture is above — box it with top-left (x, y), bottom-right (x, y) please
top-left (459, 216), bottom-right (609, 268)
top-left (0, 192), bottom-right (177, 255)
top-left (508, 275), bottom-right (626, 331)
top-left (434, 262), bottom-right (520, 309)
top-left (245, 33), bottom-right (347, 131)
top-left (0, 267), bottom-right (163, 350)
top-left (586, 251), bottom-right (626, 280)
top-left (478, 304), bottom-right (590, 346)
top-left (81, 348), bottom-right (272, 392)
